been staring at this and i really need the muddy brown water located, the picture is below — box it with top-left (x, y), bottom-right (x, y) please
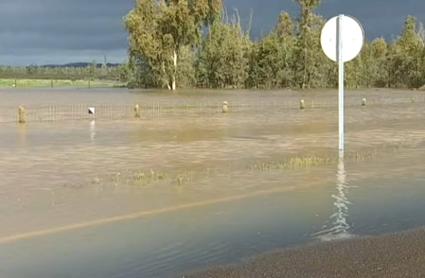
top-left (0, 88), bottom-right (425, 277)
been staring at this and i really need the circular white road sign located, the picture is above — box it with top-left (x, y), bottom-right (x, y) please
top-left (321, 15), bottom-right (364, 62)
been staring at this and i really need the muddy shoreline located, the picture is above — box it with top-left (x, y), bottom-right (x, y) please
top-left (187, 228), bottom-right (425, 277)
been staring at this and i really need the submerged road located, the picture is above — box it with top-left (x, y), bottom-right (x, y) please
top-left (0, 185), bottom-right (302, 245)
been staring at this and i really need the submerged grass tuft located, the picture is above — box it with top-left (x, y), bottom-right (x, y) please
top-left (175, 170), bottom-right (194, 186)
top-left (250, 155), bottom-right (334, 171)
top-left (132, 169), bottom-right (167, 186)
top-left (250, 143), bottom-right (407, 172)
top-left (104, 167), bottom-right (196, 188)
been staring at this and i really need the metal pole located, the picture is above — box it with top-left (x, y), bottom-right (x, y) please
top-left (337, 15), bottom-right (345, 155)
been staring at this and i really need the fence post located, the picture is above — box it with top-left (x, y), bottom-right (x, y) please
top-left (222, 101), bottom-right (229, 113)
top-left (18, 106), bottom-right (26, 124)
top-left (300, 99), bottom-right (305, 110)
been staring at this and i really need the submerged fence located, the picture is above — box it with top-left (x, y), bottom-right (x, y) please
top-left (24, 104), bottom-right (135, 122)
top-left (1, 103), bottom-right (225, 123)
top-left (0, 95), bottom-right (424, 124)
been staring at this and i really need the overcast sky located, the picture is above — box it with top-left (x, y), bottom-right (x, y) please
top-left (0, 0), bottom-right (424, 66)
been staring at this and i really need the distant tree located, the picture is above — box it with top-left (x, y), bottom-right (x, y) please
top-left (367, 38), bottom-right (389, 87)
top-left (117, 64), bottom-right (130, 83)
top-left (101, 55), bottom-right (108, 77)
top-left (248, 12), bottom-right (296, 88)
top-left (26, 65), bottom-right (38, 76)
top-left (196, 16), bottom-right (251, 88)
top-left (293, 0), bottom-right (329, 88)
top-left (275, 11), bottom-right (295, 38)
top-left (125, 0), bottom-right (222, 90)
top-left (390, 16), bottom-right (424, 88)
top-left (176, 45), bottom-right (196, 88)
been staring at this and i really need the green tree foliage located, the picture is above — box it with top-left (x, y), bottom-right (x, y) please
top-left (247, 12), bottom-right (296, 88)
top-left (125, 0), bottom-right (222, 90)
top-left (346, 38), bottom-right (389, 88)
top-left (176, 45), bottom-right (197, 88)
top-left (196, 16), bottom-right (251, 88)
top-left (0, 64), bottom-right (125, 82)
top-left (390, 16), bottom-right (424, 88)
top-left (293, 0), bottom-right (331, 88)
top-left (346, 16), bottom-right (425, 89)
top-left (124, 0), bottom-right (425, 90)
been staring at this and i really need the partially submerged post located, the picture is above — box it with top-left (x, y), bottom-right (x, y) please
top-left (134, 104), bottom-right (141, 118)
top-left (321, 15), bottom-right (364, 155)
top-left (318, 16), bottom-right (363, 240)
top-left (300, 99), bottom-right (305, 110)
top-left (222, 101), bottom-right (229, 113)
top-left (18, 106), bottom-right (26, 124)
top-left (337, 16), bottom-right (345, 154)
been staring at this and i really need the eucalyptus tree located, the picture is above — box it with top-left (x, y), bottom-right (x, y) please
top-left (125, 0), bottom-right (222, 90)
top-left (248, 12), bottom-right (296, 88)
top-left (367, 38), bottom-right (389, 87)
top-left (196, 16), bottom-right (251, 88)
top-left (293, 0), bottom-right (328, 88)
top-left (391, 16), bottom-right (424, 88)
top-left (388, 16), bottom-right (425, 88)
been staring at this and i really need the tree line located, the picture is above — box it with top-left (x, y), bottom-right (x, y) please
top-left (0, 62), bottom-right (128, 82)
top-left (125, 0), bottom-right (425, 90)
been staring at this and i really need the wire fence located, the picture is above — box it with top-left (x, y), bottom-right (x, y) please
top-left (0, 95), bottom-right (424, 124)
top-left (0, 103), bottom-right (223, 123)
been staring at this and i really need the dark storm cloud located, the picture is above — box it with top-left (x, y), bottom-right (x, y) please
top-left (0, 0), bottom-right (135, 65)
top-left (227, 0), bottom-right (425, 40)
top-left (1, 0), bottom-right (425, 65)
top-left (318, 0), bottom-right (425, 40)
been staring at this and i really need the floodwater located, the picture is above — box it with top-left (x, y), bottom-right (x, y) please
top-left (0, 88), bottom-right (425, 277)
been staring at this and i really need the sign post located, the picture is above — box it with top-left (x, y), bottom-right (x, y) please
top-left (321, 15), bottom-right (364, 156)
top-left (337, 16), bottom-right (344, 153)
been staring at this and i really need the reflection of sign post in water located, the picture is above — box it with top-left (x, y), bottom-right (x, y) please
top-left (314, 158), bottom-right (352, 241)
top-left (90, 120), bottom-right (96, 142)
top-left (88, 107), bottom-right (96, 141)
top-left (321, 15), bottom-right (364, 154)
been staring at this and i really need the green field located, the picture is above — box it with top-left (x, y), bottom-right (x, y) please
top-left (0, 78), bottom-right (125, 89)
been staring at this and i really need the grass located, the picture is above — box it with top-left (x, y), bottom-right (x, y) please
top-left (82, 144), bottom-right (408, 190)
top-left (133, 169), bottom-right (167, 186)
top-left (250, 155), bottom-right (334, 171)
top-left (250, 143), bottom-right (407, 172)
top-left (104, 168), bottom-right (191, 188)
top-left (0, 78), bottom-right (125, 89)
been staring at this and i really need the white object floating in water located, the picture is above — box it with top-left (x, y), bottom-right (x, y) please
top-left (88, 107), bottom-right (96, 115)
